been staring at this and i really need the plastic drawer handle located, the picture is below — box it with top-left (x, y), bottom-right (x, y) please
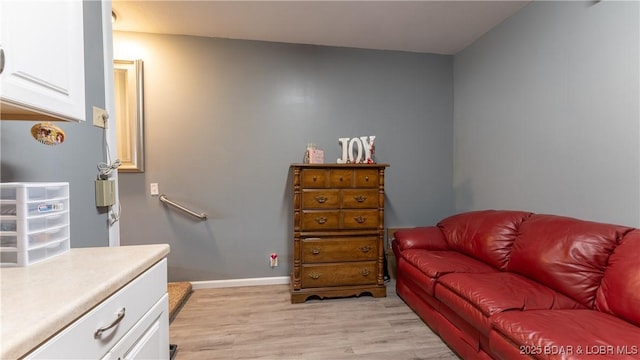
top-left (94, 307), bottom-right (125, 338)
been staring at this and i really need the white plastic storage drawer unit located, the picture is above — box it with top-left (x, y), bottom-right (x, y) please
top-left (0, 182), bottom-right (70, 267)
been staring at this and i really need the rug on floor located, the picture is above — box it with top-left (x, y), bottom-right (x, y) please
top-left (168, 281), bottom-right (192, 322)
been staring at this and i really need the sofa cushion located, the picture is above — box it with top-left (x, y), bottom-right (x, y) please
top-left (435, 272), bottom-right (583, 336)
top-left (506, 214), bottom-right (633, 308)
top-left (437, 210), bottom-right (532, 270)
top-left (400, 249), bottom-right (497, 296)
top-left (596, 230), bottom-right (640, 327)
top-left (490, 310), bottom-right (640, 360)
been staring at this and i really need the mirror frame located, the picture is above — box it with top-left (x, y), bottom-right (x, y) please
top-left (114, 59), bottom-right (144, 172)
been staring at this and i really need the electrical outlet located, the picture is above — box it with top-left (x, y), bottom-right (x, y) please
top-left (270, 253), bottom-right (278, 267)
top-left (150, 183), bottom-right (159, 196)
top-left (93, 106), bottom-right (109, 128)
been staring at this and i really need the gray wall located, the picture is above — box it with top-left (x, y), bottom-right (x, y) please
top-left (113, 32), bottom-right (454, 282)
top-left (3, 0), bottom-right (636, 282)
top-left (0, 1), bottom-right (110, 247)
top-left (453, 1), bottom-right (640, 226)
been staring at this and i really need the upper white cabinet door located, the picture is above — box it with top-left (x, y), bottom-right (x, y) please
top-left (0, 0), bottom-right (86, 122)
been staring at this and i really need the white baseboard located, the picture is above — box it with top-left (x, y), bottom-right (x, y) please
top-left (190, 276), bottom-right (290, 290)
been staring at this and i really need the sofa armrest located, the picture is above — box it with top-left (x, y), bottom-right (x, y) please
top-left (393, 226), bottom-right (449, 252)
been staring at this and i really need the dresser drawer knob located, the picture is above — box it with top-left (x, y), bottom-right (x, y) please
top-left (354, 195), bottom-right (367, 203)
top-left (311, 247), bottom-right (321, 255)
top-left (365, 176), bottom-right (369, 181)
top-left (315, 217), bottom-right (328, 224)
top-left (354, 216), bottom-right (367, 224)
top-left (312, 176), bottom-right (317, 182)
top-left (360, 269), bottom-right (371, 276)
top-left (94, 307), bottom-right (126, 338)
top-left (309, 272), bottom-right (321, 279)
top-left (314, 196), bottom-right (328, 203)
top-left (359, 245), bottom-right (371, 253)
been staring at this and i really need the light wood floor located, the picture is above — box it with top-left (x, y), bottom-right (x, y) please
top-left (169, 280), bottom-right (460, 360)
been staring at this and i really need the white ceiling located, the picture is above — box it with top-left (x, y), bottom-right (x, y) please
top-left (111, 1), bottom-right (530, 55)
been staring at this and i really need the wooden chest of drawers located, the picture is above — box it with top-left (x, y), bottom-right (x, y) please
top-left (290, 163), bottom-right (388, 303)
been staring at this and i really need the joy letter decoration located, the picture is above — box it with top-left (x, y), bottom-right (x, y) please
top-left (337, 136), bottom-right (376, 164)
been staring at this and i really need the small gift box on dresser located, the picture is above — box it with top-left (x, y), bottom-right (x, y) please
top-left (304, 143), bottom-right (324, 164)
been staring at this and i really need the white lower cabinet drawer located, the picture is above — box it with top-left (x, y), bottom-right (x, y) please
top-left (102, 294), bottom-right (169, 360)
top-left (25, 259), bottom-right (168, 359)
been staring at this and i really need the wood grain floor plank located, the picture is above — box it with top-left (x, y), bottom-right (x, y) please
top-left (170, 280), bottom-right (460, 360)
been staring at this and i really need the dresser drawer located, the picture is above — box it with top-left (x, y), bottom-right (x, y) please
top-left (354, 169), bottom-right (379, 187)
top-left (301, 190), bottom-right (339, 209)
top-left (301, 261), bottom-right (377, 287)
top-left (342, 210), bottom-right (379, 229)
top-left (302, 237), bottom-right (378, 263)
top-left (329, 169), bottom-right (353, 188)
top-left (301, 210), bottom-right (339, 230)
top-left (301, 262), bottom-right (377, 288)
top-left (300, 169), bottom-right (327, 188)
top-left (342, 189), bottom-right (378, 208)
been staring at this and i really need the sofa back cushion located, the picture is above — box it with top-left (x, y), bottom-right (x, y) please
top-left (507, 214), bottom-right (633, 308)
top-left (595, 230), bottom-right (640, 326)
top-left (437, 210), bottom-right (532, 270)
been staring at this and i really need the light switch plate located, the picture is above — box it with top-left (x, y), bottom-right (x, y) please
top-left (150, 183), bottom-right (159, 196)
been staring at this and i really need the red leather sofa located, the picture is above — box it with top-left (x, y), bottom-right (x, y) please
top-left (392, 210), bottom-right (640, 360)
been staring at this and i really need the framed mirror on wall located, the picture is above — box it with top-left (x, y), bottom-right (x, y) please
top-left (114, 59), bottom-right (144, 172)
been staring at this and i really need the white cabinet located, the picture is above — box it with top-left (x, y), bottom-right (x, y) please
top-left (25, 259), bottom-right (170, 360)
top-left (0, 0), bottom-right (86, 122)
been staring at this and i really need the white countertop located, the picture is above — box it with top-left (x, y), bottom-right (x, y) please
top-left (0, 244), bottom-right (170, 359)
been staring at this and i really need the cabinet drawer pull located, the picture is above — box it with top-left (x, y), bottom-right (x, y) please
top-left (315, 217), bottom-right (327, 224)
top-left (94, 307), bottom-right (126, 338)
top-left (311, 247), bottom-right (321, 254)
top-left (354, 195), bottom-right (367, 203)
top-left (309, 272), bottom-right (321, 279)
top-left (314, 196), bottom-right (327, 203)
top-left (354, 216), bottom-right (367, 223)
top-left (312, 176), bottom-right (317, 181)
top-left (365, 176), bottom-right (369, 181)
top-left (360, 269), bottom-right (371, 276)
top-left (359, 245), bottom-right (371, 253)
